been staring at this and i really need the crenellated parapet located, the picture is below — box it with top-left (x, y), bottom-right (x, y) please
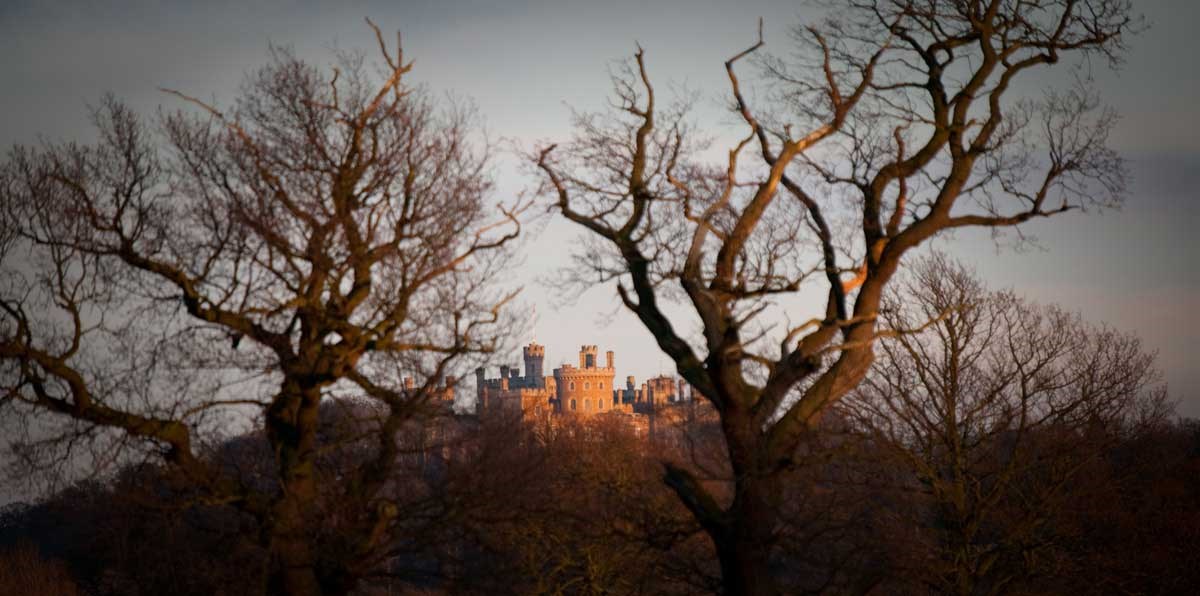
top-left (522, 342), bottom-right (546, 386)
top-left (396, 375), bottom-right (457, 410)
top-left (475, 341), bottom-right (696, 424)
top-left (553, 344), bottom-right (617, 415)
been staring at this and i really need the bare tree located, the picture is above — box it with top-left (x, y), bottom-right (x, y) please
top-left (534, 1), bottom-right (1136, 593)
top-left (841, 256), bottom-right (1169, 595)
top-left (0, 22), bottom-right (522, 596)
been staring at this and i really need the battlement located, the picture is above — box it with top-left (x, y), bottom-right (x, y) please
top-left (477, 372), bottom-right (542, 389)
top-left (475, 339), bottom-right (693, 422)
top-left (579, 344), bottom-right (599, 368)
top-left (522, 342), bottom-right (545, 382)
top-left (473, 341), bottom-right (550, 399)
top-left (398, 375), bottom-right (456, 405)
top-left (556, 363), bottom-right (614, 374)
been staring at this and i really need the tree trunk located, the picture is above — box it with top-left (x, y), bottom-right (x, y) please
top-left (264, 378), bottom-right (325, 596)
top-left (666, 425), bottom-right (782, 595)
top-left (267, 510), bottom-right (323, 596)
top-left (714, 474), bottom-right (780, 596)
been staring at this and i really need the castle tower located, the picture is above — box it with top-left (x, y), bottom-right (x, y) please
top-left (523, 342), bottom-right (545, 387)
top-left (579, 345), bottom-right (598, 369)
top-left (647, 375), bottom-right (675, 406)
top-left (555, 344), bottom-right (615, 415)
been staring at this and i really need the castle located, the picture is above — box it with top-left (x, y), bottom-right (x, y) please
top-left (474, 342), bottom-right (695, 419)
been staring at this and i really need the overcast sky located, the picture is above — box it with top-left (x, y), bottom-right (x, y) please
top-left (2, 0), bottom-right (1197, 415)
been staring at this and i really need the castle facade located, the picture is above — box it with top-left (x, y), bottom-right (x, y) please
top-left (474, 342), bottom-right (694, 419)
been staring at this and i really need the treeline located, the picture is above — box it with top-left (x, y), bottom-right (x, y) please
top-left (1, 403), bottom-right (1197, 595)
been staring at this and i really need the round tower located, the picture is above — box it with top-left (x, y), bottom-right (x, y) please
top-left (555, 345), bottom-right (615, 415)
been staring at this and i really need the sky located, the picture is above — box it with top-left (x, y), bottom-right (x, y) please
top-left (1, 0), bottom-right (1197, 415)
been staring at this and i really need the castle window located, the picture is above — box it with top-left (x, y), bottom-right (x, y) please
top-left (570, 399), bottom-right (576, 411)
top-left (599, 382), bottom-right (604, 389)
top-left (598, 399), bottom-right (604, 409)
top-left (584, 381), bottom-right (590, 390)
top-left (585, 399), bottom-right (590, 411)
top-left (569, 382), bottom-right (575, 391)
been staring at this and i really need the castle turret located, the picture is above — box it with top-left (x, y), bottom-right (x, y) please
top-left (523, 342), bottom-right (545, 387)
top-left (606, 350), bottom-right (614, 370)
top-left (556, 344), bottom-right (615, 415)
top-left (580, 345), bottom-right (598, 369)
top-left (647, 375), bottom-right (675, 406)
